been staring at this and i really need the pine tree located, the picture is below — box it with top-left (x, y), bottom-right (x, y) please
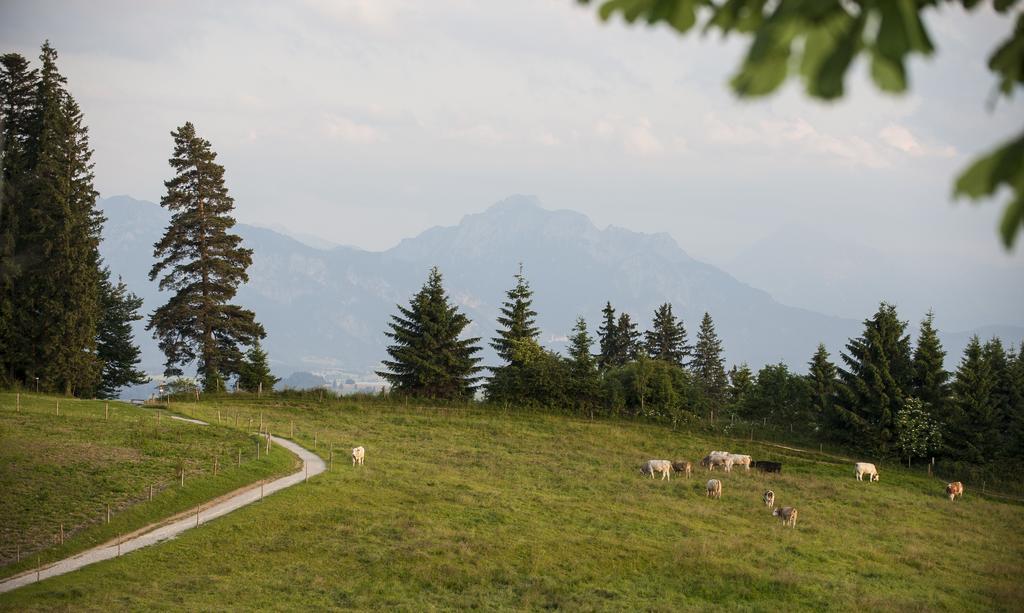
top-left (692, 312), bottom-right (728, 417)
top-left (490, 264), bottom-right (540, 366)
top-left (11, 42), bottom-right (104, 395)
top-left (147, 122), bottom-right (265, 391)
top-left (644, 303), bottom-right (690, 366)
top-left (377, 266), bottom-right (482, 399)
top-left (948, 336), bottom-right (999, 462)
top-left (807, 343), bottom-right (837, 432)
top-left (0, 52), bottom-right (37, 385)
top-left (833, 302), bottom-right (913, 452)
top-left (95, 267), bottom-right (148, 398)
top-left (727, 363), bottom-right (754, 409)
top-left (983, 338), bottom-right (1013, 457)
top-left (567, 316), bottom-right (600, 417)
top-left (1007, 343), bottom-right (1024, 458)
top-left (597, 301), bottom-right (619, 370)
top-left (615, 312), bottom-right (641, 365)
top-left (237, 342), bottom-right (279, 393)
top-left (911, 310), bottom-right (950, 423)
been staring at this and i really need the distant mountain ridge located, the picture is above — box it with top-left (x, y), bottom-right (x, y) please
top-left (98, 195), bottom-right (1022, 385)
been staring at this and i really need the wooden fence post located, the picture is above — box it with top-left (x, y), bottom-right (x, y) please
top-left (314, 432), bottom-right (317, 449)
top-left (291, 420), bottom-right (294, 438)
top-left (196, 507), bottom-right (200, 527)
top-left (105, 402), bottom-right (109, 419)
top-left (259, 412), bottom-right (263, 432)
top-left (59, 522), bottom-right (64, 545)
top-left (238, 448), bottom-right (241, 467)
top-left (16, 392), bottom-right (20, 412)
top-left (56, 400), bottom-right (59, 416)
top-left (106, 504), bottom-right (111, 524)
top-left (181, 468), bottom-right (185, 487)
top-left (266, 431), bottom-right (271, 454)
top-left (149, 484), bottom-right (154, 501)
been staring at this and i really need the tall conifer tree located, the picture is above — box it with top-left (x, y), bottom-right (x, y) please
top-left (148, 122), bottom-right (265, 391)
top-left (948, 336), bottom-right (999, 462)
top-left (0, 52), bottom-right (37, 384)
top-left (378, 266), bottom-right (482, 399)
top-left (490, 265), bottom-right (539, 366)
top-left (95, 268), bottom-right (148, 398)
top-left (237, 342), bottom-right (279, 393)
top-left (834, 302), bottom-right (913, 452)
top-left (644, 303), bottom-right (690, 366)
top-left (597, 301), bottom-right (619, 370)
top-left (10, 42), bottom-right (104, 394)
top-left (615, 312), bottom-right (641, 365)
top-left (692, 312), bottom-right (728, 416)
top-left (911, 310), bottom-right (950, 422)
top-left (807, 343), bottom-right (838, 431)
top-left (567, 316), bottom-right (600, 416)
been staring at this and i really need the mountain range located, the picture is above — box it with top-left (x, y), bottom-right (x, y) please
top-left (98, 195), bottom-right (1022, 392)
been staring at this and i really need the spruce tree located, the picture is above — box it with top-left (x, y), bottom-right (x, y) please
top-left (728, 363), bottom-right (754, 409)
top-left (833, 302), bottom-right (912, 452)
top-left (148, 122), bottom-right (265, 391)
top-left (807, 343), bottom-right (837, 432)
top-left (1007, 343), bottom-right (1024, 458)
top-left (644, 303), bottom-right (690, 366)
top-left (490, 265), bottom-right (540, 366)
top-left (567, 316), bottom-right (600, 417)
top-left (95, 267), bottom-right (148, 398)
top-left (377, 266), bottom-right (482, 399)
top-left (983, 338), bottom-right (1014, 457)
top-left (11, 42), bottom-right (104, 395)
top-left (948, 336), bottom-right (999, 462)
top-left (615, 312), bottom-right (641, 365)
top-left (237, 342), bottom-right (279, 393)
top-left (0, 52), bottom-right (37, 384)
top-left (911, 310), bottom-right (950, 423)
top-left (692, 312), bottom-right (728, 417)
top-left (597, 302), bottom-right (619, 370)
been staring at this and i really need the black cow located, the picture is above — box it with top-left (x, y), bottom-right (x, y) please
top-left (752, 460), bottom-right (782, 473)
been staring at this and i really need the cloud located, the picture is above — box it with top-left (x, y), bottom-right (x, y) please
top-left (879, 124), bottom-right (956, 158)
top-left (594, 116), bottom-right (677, 156)
top-left (323, 114), bottom-right (384, 144)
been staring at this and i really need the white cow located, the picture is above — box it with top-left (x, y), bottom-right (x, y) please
top-left (854, 462), bottom-right (879, 482)
top-left (706, 479), bottom-right (722, 499)
top-left (352, 446), bottom-right (365, 466)
top-left (641, 459), bottom-right (673, 481)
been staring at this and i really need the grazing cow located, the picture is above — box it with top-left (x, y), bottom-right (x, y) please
top-left (728, 454), bottom-right (753, 471)
top-left (352, 446), bottom-right (365, 466)
top-left (671, 461), bottom-right (692, 478)
top-left (706, 479), bottom-right (722, 499)
top-left (854, 462), bottom-right (879, 482)
top-left (763, 490), bottom-right (775, 508)
top-left (772, 506), bottom-right (798, 527)
top-left (946, 481), bottom-right (964, 502)
top-left (704, 453), bottom-right (734, 472)
top-left (641, 459), bottom-right (673, 480)
top-left (752, 461), bottom-right (783, 474)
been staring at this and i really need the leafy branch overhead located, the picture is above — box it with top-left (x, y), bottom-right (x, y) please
top-left (581, 0), bottom-right (1024, 248)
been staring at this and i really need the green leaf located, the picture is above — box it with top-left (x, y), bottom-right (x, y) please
top-left (998, 195), bottom-right (1024, 248)
top-left (870, 49), bottom-right (907, 92)
top-left (954, 131), bottom-right (1024, 249)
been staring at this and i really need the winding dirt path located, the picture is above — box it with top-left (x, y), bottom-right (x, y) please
top-left (0, 435), bottom-right (325, 594)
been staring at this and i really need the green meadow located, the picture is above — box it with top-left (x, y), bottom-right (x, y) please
top-left (0, 393), bottom-right (294, 580)
top-left (1, 395), bottom-right (1022, 611)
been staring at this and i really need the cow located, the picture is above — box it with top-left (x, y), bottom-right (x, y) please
top-left (763, 490), bottom-right (775, 508)
top-left (352, 446), bottom-right (365, 466)
top-left (706, 479), bottom-right (722, 499)
top-left (772, 506), bottom-right (798, 527)
top-left (946, 481), bottom-right (964, 502)
top-left (671, 461), bottom-right (693, 478)
top-left (641, 460), bottom-right (673, 480)
top-left (854, 462), bottom-right (879, 482)
top-left (728, 454), bottom-right (753, 471)
top-left (703, 453), bottom-right (734, 472)
top-left (752, 461), bottom-right (782, 474)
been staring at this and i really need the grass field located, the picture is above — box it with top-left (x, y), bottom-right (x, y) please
top-left (0, 393), bottom-right (295, 580)
top-left (1, 396), bottom-right (1022, 611)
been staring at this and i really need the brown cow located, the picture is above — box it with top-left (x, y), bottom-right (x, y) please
top-left (946, 481), bottom-right (964, 502)
top-left (672, 461), bottom-right (692, 478)
top-left (772, 506), bottom-right (798, 527)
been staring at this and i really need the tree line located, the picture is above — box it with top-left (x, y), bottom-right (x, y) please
top-left (1, 42), bottom-right (276, 398)
top-left (378, 266), bottom-right (1024, 472)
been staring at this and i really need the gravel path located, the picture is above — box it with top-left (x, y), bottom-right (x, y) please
top-left (0, 434), bottom-right (325, 594)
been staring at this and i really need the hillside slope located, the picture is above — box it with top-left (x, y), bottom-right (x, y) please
top-left (2, 398), bottom-right (1020, 610)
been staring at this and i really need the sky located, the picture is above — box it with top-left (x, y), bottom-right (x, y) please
top-left (2, 0), bottom-right (1022, 330)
